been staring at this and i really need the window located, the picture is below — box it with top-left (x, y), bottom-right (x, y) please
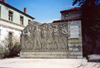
top-left (8, 11), bottom-right (13, 21)
top-left (8, 32), bottom-right (13, 48)
top-left (28, 20), bottom-right (31, 24)
top-left (9, 32), bottom-right (12, 42)
top-left (20, 16), bottom-right (23, 25)
top-left (9, 32), bottom-right (13, 45)
top-left (65, 14), bottom-right (69, 19)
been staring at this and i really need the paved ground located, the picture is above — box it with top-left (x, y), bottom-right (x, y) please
top-left (0, 57), bottom-right (100, 68)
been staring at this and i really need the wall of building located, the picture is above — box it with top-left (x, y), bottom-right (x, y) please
top-left (0, 19), bottom-right (25, 30)
top-left (0, 2), bottom-right (34, 48)
top-left (61, 10), bottom-right (81, 20)
top-left (0, 25), bottom-right (21, 46)
top-left (0, 3), bottom-right (33, 26)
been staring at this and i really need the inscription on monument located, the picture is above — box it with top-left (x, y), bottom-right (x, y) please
top-left (70, 39), bottom-right (79, 43)
top-left (70, 26), bottom-right (79, 38)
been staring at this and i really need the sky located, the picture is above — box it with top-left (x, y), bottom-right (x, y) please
top-left (7, 0), bottom-right (78, 23)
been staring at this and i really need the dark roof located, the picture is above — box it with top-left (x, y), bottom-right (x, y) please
top-left (0, 1), bottom-right (35, 19)
top-left (52, 16), bottom-right (81, 23)
top-left (60, 7), bottom-right (81, 13)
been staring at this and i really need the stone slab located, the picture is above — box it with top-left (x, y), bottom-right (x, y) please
top-left (20, 51), bottom-right (83, 59)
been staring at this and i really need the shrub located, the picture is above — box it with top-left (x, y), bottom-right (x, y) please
top-left (0, 45), bottom-right (4, 58)
top-left (0, 36), bottom-right (21, 58)
top-left (8, 42), bottom-right (21, 57)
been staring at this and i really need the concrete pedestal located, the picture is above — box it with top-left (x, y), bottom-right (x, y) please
top-left (20, 50), bottom-right (83, 59)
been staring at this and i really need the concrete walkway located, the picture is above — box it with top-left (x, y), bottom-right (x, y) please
top-left (0, 57), bottom-right (100, 68)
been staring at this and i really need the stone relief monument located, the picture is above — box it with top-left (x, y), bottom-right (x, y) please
top-left (22, 23), bottom-right (68, 50)
top-left (20, 21), bottom-right (83, 59)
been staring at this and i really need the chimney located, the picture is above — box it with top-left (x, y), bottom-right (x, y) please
top-left (2, 0), bottom-right (6, 3)
top-left (24, 8), bottom-right (27, 14)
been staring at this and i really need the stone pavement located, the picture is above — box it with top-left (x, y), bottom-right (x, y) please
top-left (88, 54), bottom-right (100, 60)
top-left (0, 57), bottom-right (100, 68)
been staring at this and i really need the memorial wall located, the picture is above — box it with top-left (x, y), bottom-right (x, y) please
top-left (20, 21), bottom-right (83, 59)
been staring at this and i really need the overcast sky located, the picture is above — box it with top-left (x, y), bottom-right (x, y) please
top-left (7, 0), bottom-right (78, 23)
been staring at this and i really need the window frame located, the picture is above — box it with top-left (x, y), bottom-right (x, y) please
top-left (8, 11), bottom-right (13, 21)
top-left (20, 15), bottom-right (24, 25)
top-left (8, 32), bottom-right (13, 44)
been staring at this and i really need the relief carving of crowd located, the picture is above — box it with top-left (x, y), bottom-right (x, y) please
top-left (22, 23), bottom-right (68, 50)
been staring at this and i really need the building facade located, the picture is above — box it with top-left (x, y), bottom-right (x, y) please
top-left (61, 7), bottom-right (81, 20)
top-left (0, 0), bottom-right (35, 45)
top-left (53, 7), bottom-right (81, 23)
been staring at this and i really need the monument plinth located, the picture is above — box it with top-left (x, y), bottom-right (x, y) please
top-left (20, 21), bottom-right (83, 59)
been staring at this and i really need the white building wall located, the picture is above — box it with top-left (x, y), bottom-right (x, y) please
top-left (0, 25), bottom-right (21, 46)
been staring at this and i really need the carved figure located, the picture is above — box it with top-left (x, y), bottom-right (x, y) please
top-left (22, 22), bottom-right (69, 51)
top-left (41, 26), bottom-right (47, 50)
top-left (47, 25), bottom-right (53, 49)
top-left (53, 25), bottom-right (60, 49)
top-left (61, 27), bottom-right (68, 49)
top-left (34, 26), bottom-right (41, 50)
top-left (23, 27), bottom-right (33, 50)
top-left (31, 26), bottom-right (35, 50)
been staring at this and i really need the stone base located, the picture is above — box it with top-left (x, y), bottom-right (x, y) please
top-left (20, 50), bottom-right (83, 59)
